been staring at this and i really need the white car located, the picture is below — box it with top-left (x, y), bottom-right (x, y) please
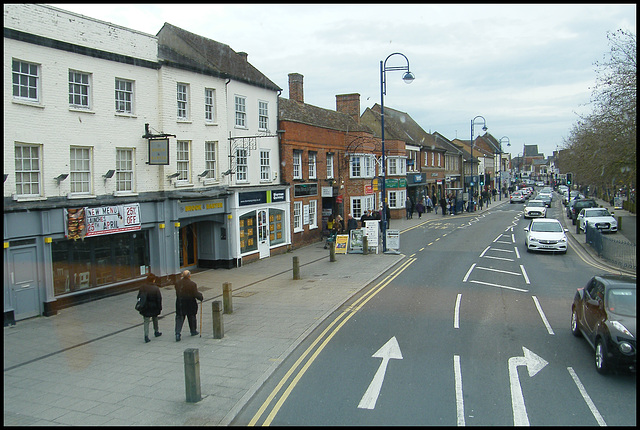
top-left (524, 218), bottom-right (568, 253)
top-left (510, 191), bottom-right (526, 203)
top-left (523, 200), bottom-right (547, 218)
top-left (577, 208), bottom-right (618, 233)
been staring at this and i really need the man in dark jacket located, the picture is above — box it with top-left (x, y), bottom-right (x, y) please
top-left (174, 270), bottom-right (204, 341)
top-left (137, 273), bottom-right (162, 343)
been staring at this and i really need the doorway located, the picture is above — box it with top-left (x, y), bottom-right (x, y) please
top-left (257, 209), bottom-right (270, 259)
top-left (9, 246), bottom-right (40, 320)
top-left (179, 224), bottom-right (198, 268)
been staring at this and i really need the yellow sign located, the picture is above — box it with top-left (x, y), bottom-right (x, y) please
top-left (335, 235), bottom-right (349, 254)
top-left (372, 178), bottom-right (379, 191)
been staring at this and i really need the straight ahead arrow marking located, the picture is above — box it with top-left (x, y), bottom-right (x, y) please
top-left (357, 336), bottom-right (403, 410)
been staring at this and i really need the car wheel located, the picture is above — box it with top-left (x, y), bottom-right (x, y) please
top-left (595, 338), bottom-right (609, 374)
top-left (570, 308), bottom-right (582, 337)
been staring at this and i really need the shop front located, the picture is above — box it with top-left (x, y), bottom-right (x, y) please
top-left (407, 172), bottom-right (426, 205)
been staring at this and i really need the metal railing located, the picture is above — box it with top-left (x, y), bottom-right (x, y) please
top-left (585, 223), bottom-right (636, 271)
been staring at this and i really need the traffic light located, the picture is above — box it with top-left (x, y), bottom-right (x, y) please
top-left (567, 173), bottom-right (572, 185)
top-left (479, 174), bottom-right (484, 186)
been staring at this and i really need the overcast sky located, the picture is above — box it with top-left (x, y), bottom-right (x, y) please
top-left (54, 3), bottom-right (636, 158)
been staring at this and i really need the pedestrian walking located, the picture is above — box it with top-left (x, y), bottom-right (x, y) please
top-left (405, 197), bottom-right (413, 219)
top-left (433, 195), bottom-right (439, 214)
top-left (440, 196), bottom-right (447, 216)
top-left (174, 270), bottom-right (203, 341)
top-left (346, 213), bottom-right (358, 235)
top-left (136, 273), bottom-right (162, 343)
top-left (415, 200), bottom-right (425, 219)
top-left (425, 195), bottom-right (433, 213)
top-left (385, 204), bottom-right (391, 228)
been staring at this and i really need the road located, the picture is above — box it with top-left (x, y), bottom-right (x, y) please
top-left (232, 198), bottom-right (636, 426)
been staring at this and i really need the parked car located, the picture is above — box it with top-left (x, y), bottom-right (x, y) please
top-left (523, 218), bottom-right (568, 253)
top-left (510, 191), bottom-right (526, 204)
top-left (577, 208), bottom-right (618, 233)
top-left (571, 274), bottom-right (636, 374)
top-left (568, 198), bottom-right (598, 225)
top-left (523, 200), bottom-right (547, 218)
top-left (563, 190), bottom-right (583, 206)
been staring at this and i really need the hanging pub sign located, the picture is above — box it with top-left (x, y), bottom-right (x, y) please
top-left (148, 138), bottom-right (169, 165)
top-left (65, 203), bottom-right (141, 239)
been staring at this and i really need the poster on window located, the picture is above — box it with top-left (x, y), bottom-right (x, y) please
top-left (65, 203), bottom-right (141, 239)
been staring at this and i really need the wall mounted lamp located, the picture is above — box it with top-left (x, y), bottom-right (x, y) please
top-left (103, 169), bottom-right (115, 179)
top-left (4, 174), bottom-right (8, 183)
top-left (198, 170), bottom-right (209, 178)
top-left (55, 173), bottom-right (69, 185)
top-left (167, 172), bottom-right (180, 179)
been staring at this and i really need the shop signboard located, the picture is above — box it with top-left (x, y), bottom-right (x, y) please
top-left (65, 203), bottom-right (141, 239)
top-left (335, 234), bottom-right (349, 254)
top-left (349, 228), bottom-right (363, 252)
top-left (365, 220), bottom-right (379, 252)
top-left (148, 138), bottom-right (169, 165)
top-left (239, 189), bottom-right (287, 206)
top-left (386, 229), bottom-right (400, 251)
top-left (178, 199), bottom-right (225, 217)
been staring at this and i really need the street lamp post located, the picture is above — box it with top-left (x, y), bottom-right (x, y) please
top-left (468, 116), bottom-right (487, 212)
top-left (380, 52), bottom-right (414, 252)
top-left (498, 136), bottom-right (511, 201)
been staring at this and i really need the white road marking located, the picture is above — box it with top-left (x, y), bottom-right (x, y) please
top-left (454, 294), bottom-right (462, 329)
top-left (531, 296), bottom-right (554, 335)
top-left (514, 247), bottom-right (521, 259)
top-left (469, 280), bottom-right (529, 292)
top-left (357, 337), bottom-right (403, 410)
top-left (511, 234), bottom-right (515, 243)
top-left (454, 355), bottom-right (465, 426)
top-left (493, 235), bottom-right (502, 242)
top-left (520, 265), bottom-right (530, 284)
top-left (509, 347), bottom-right (548, 426)
top-left (479, 247), bottom-right (490, 257)
top-left (475, 266), bottom-right (522, 276)
top-left (463, 264), bottom-right (476, 282)
top-left (567, 367), bottom-right (607, 426)
top-left (482, 255), bottom-right (515, 262)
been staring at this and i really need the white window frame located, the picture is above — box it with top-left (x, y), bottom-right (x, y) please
top-left (293, 201), bottom-right (303, 232)
top-left (350, 156), bottom-right (362, 178)
top-left (258, 100), bottom-right (269, 130)
top-left (308, 152), bottom-right (317, 179)
top-left (388, 189), bottom-right (406, 209)
top-left (205, 88), bottom-right (216, 122)
top-left (388, 158), bottom-right (397, 175)
top-left (235, 95), bottom-right (247, 128)
top-left (351, 195), bottom-right (375, 219)
top-left (293, 150), bottom-right (302, 179)
top-left (236, 148), bottom-right (248, 182)
top-left (14, 143), bottom-right (41, 196)
top-left (260, 149), bottom-right (271, 182)
top-left (205, 141), bottom-right (217, 180)
top-left (115, 78), bottom-right (133, 114)
top-left (116, 148), bottom-right (134, 192)
top-left (308, 199), bottom-right (318, 229)
top-left (364, 155), bottom-right (375, 178)
top-left (69, 146), bottom-right (92, 194)
top-left (177, 83), bottom-right (189, 120)
top-left (69, 70), bottom-right (91, 109)
top-left (177, 140), bottom-right (190, 182)
top-left (12, 59), bottom-right (40, 102)
top-left (326, 153), bottom-right (334, 179)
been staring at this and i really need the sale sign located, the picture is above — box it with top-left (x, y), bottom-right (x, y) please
top-left (65, 203), bottom-right (141, 239)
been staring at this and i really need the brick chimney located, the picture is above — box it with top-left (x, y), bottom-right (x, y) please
top-left (237, 52), bottom-right (248, 61)
top-left (288, 73), bottom-right (304, 103)
top-left (336, 93), bottom-right (361, 123)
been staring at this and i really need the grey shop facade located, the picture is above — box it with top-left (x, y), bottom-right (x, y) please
top-left (4, 186), bottom-right (290, 324)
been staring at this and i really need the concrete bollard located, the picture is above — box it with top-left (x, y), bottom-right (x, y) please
top-left (184, 348), bottom-right (201, 403)
top-left (618, 216), bottom-right (622, 231)
top-left (292, 256), bottom-right (300, 280)
top-left (363, 235), bottom-right (368, 255)
top-left (211, 300), bottom-right (224, 339)
top-left (222, 282), bottom-right (233, 314)
top-left (330, 240), bottom-right (336, 262)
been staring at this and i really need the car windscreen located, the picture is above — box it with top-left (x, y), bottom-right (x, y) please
top-left (530, 222), bottom-right (563, 232)
top-left (585, 209), bottom-right (610, 217)
top-left (527, 202), bottom-right (545, 207)
top-left (606, 288), bottom-right (636, 317)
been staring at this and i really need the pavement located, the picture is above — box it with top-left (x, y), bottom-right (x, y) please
top-left (3, 194), bottom-right (635, 426)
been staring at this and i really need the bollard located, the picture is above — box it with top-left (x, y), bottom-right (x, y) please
top-left (330, 240), bottom-right (336, 262)
top-left (363, 235), bottom-right (368, 255)
top-left (184, 348), bottom-right (201, 403)
top-left (292, 256), bottom-right (300, 280)
top-left (211, 300), bottom-right (224, 339)
top-left (222, 282), bottom-right (233, 314)
top-left (618, 216), bottom-right (622, 231)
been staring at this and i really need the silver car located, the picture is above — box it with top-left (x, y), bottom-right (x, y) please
top-left (577, 208), bottom-right (618, 233)
top-left (523, 200), bottom-right (547, 218)
top-left (524, 218), bottom-right (568, 253)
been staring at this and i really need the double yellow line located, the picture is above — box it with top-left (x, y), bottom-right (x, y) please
top-left (248, 257), bottom-right (417, 426)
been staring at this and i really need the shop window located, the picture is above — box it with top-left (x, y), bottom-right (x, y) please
top-left (269, 209), bottom-right (285, 246)
top-left (51, 230), bottom-right (149, 296)
top-left (239, 211), bottom-right (257, 253)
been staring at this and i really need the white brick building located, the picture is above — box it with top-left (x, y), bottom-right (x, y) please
top-left (4, 4), bottom-right (286, 322)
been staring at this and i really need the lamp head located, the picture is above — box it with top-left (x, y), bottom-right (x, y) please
top-left (482, 125), bottom-right (488, 132)
top-left (402, 71), bottom-right (415, 84)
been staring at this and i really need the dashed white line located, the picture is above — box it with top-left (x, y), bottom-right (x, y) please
top-left (532, 296), bottom-right (555, 335)
top-left (463, 264), bottom-right (476, 282)
top-left (514, 247), bottom-right (521, 259)
top-left (454, 355), bottom-right (465, 426)
top-left (479, 247), bottom-right (490, 258)
top-left (520, 265), bottom-right (530, 284)
top-left (567, 367), bottom-right (607, 426)
top-left (454, 293), bottom-right (462, 329)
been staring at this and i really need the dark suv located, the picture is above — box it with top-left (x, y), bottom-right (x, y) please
top-left (569, 198), bottom-right (598, 224)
